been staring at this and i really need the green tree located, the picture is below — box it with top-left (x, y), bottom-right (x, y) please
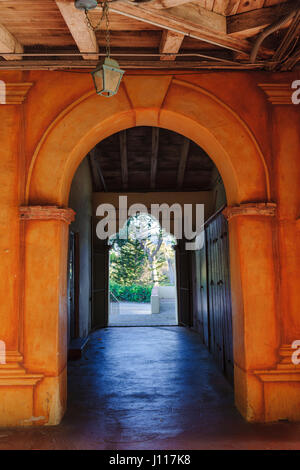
top-left (110, 237), bottom-right (146, 285)
top-left (110, 213), bottom-right (176, 287)
top-left (128, 214), bottom-right (175, 285)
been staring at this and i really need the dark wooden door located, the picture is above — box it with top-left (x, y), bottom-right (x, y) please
top-left (206, 212), bottom-right (234, 384)
top-left (198, 237), bottom-right (210, 348)
top-left (91, 219), bottom-right (109, 329)
top-left (68, 231), bottom-right (79, 342)
top-left (176, 241), bottom-right (192, 326)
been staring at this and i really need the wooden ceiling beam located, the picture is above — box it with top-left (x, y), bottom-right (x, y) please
top-left (159, 30), bottom-right (184, 60)
top-left (227, 1), bottom-right (298, 37)
top-left (272, 9), bottom-right (300, 67)
top-left (177, 138), bottom-right (190, 189)
top-left (281, 46), bottom-right (300, 70)
top-left (148, 0), bottom-right (201, 9)
top-left (119, 130), bottom-right (128, 190)
top-left (55, 0), bottom-right (99, 60)
top-left (0, 23), bottom-right (23, 60)
top-left (0, 59), bottom-right (265, 70)
top-left (164, 3), bottom-right (226, 32)
top-left (151, 127), bottom-right (159, 190)
top-left (213, 0), bottom-right (240, 16)
top-left (109, 2), bottom-right (265, 56)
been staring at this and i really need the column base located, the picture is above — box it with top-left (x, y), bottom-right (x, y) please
top-left (253, 345), bottom-right (300, 422)
top-left (0, 352), bottom-right (44, 426)
top-left (235, 345), bottom-right (300, 423)
top-left (0, 352), bottom-right (67, 426)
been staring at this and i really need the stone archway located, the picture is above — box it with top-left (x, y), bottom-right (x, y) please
top-left (18, 76), bottom-right (279, 425)
top-left (26, 77), bottom-right (270, 207)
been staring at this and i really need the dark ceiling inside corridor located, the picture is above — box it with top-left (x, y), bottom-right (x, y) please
top-left (88, 126), bottom-right (216, 192)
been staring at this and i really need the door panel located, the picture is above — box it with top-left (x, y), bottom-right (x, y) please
top-left (67, 231), bottom-right (79, 342)
top-left (206, 212), bottom-right (234, 384)
top-left (176, 242), bottom-right (192, 326)
top-left (92, 219), bottom-right (109, 329)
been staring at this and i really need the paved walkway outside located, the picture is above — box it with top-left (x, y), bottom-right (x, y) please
top-left (1, 327), bottom-right (300, 450)
top-left (109, 299), bottom-right (177, 326)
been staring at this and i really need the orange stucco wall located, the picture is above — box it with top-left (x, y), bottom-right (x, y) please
top-left (0, 70), bottom-right (299, 425)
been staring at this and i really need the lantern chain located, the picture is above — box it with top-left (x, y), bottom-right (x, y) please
top-left (85, 0), bottom-right (111, 57)
top-left (105, 1), bottom-right (110, 58)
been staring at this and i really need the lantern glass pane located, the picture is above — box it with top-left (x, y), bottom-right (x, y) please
top-left (103, 66), bottom-right (122, 95)
top-left (92, 69), bottom-right (104, 95)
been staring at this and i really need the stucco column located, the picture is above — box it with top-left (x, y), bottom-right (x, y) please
top-left (224, 201), bottom-right (300, 422)
top-left (20, 205), bottom-right (75, 425)
top-left (0, 85), bottom-right (38, 426)
top-left (259, 84), bottom-right (300, 344)
top-left (248, 84), bottom-right (300, 423)
top-left (223, 203), bottom-right (280, 422)
top-left (0, 105), bottom-right (22, 363)
top-left (273, 106), bottom-right (300, 344)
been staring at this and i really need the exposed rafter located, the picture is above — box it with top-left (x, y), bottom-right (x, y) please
top-left (151, 127), bottom-right (159, 190)
top-left (0, 23), bottom-right (23, 60)
top-left (227, 1), bottom-right (299, 38)
top-left (119, 130), bottom-right (128, 190)
top-left (109, 2), bottom-right (267, 56)
top-left (250, 4), bottom-right (299, 64)
top-left (149, 0), bottom-right (197, 8)
top-left (281, 46), bottom-right (300, 70)
top-left (55, 0), bottom-right (99, 60)
top-left (159, 30), bottom-right (185, 60)
top-left (0, 0), bottom-right (296, 70)
top-left (213, 0), bottom-right (240, 16)
top-left (271, 9), bottom-right (300, 69)
top-left (0, 59), bottom-right (264, 70)
top-left (164, 3), bottom-right (226, 32)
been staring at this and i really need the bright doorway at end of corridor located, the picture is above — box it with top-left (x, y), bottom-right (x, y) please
top-left (108, 213), bottom-right (178, 326)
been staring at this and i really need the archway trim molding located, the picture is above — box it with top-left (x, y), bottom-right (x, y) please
top-left (25, 76), bottom-right (271, 207)
top-left (173, 78), bottom-right (271, 201)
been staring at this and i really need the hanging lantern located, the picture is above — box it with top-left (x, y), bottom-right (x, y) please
top-left (91, 57), bottom-right (125, 97)
top-left (86, 0), bottom-right (125, 97)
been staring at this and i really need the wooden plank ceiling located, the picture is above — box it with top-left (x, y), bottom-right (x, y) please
top-left (89, 127), bottom-right (216, 192)
top-left (0, 0), bottom-right (299, 70)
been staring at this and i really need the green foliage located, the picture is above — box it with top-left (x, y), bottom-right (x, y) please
top-left (110, 281), bottom-right (152, 303)
top-left (109, 213), bottom-right (176, 289)
top-left (110, 238), bottom-right (146, 285)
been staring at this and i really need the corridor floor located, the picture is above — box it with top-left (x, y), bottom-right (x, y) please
top-left (1, 327), bottom-right (300, 450)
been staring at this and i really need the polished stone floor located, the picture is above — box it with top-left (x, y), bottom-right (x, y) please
top-left (1, 327), bottom-right (300, 450)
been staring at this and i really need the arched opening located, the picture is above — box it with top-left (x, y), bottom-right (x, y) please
top-left (66, 125), bottom-right (235, 425)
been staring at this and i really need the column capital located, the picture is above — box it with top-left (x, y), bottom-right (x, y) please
top-left (223, 202), bottom-right (276, 221)
top-left (5, 82), bottom-right (34, 105)
top-left (20, 205), bottom-right (75, 225)
top-left (258, 83), bottom-right (293, 105)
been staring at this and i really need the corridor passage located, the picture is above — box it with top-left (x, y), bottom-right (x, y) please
top-left (1, 327), bottom-right (300, 450)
